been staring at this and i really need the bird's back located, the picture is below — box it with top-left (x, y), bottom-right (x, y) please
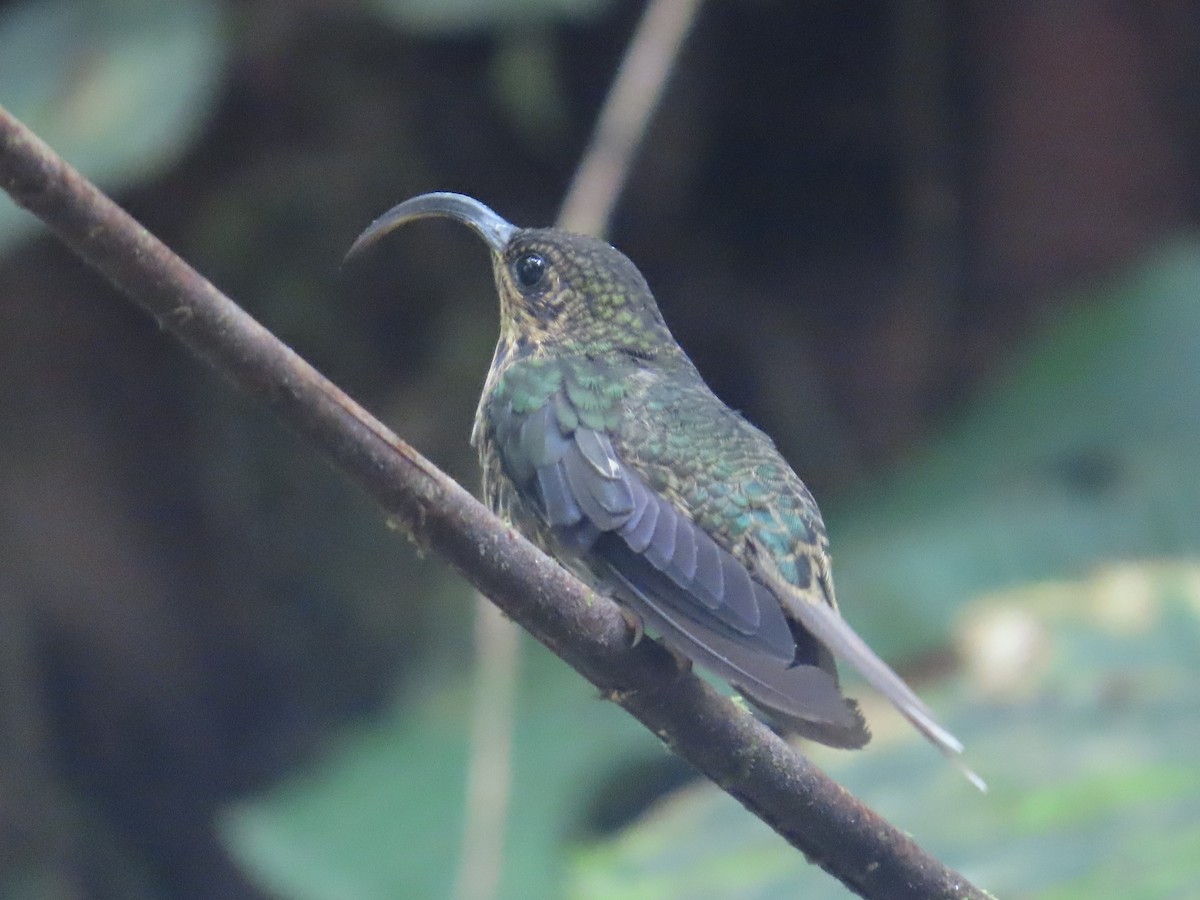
top-left (611, 360), bottom-right (836, 609)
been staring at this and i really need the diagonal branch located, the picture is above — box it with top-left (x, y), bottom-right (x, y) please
top-left (0, 105), bottom-right (988, 900)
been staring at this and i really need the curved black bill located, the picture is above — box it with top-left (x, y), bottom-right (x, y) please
top-left (345, 192), bottom-right (518, 262)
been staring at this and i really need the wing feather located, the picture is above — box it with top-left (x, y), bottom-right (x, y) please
top-left (537, 464), bottom-right (581, 528)
top-left (669, 517), bottom-right (698, 584)
top-left (643, 502), bottom-right (678, 569)
top-left (693, 537), bottom-right (725, 607)
top-left (561, 440), bottom-right (634, 529)
top-left (623, 484), bottom-right (659, 552)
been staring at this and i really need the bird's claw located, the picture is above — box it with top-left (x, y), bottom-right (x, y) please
top-left (619, 607), bottom-right (645, 647)
top-left (665, 645), bottom-right (694, 674)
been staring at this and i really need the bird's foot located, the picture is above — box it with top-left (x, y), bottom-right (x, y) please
top-left (617, 608), bottom-right (692, 675)
top-left (665, 645), bottom-right (694, 674)
top-left (619, 607), bottom-right (645, 647)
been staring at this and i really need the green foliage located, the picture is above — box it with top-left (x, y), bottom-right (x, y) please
top-left (0, 0), bottom-right (227, 256)
top-left (220, 635), bottom-right (660, 899)
top-left (365, 0), bottom-right (611, 36)
top-left (220, 240), bottom-right (1200, 898)
top-left (831, 239), bottom-right (1200, 659)
top-left (568, 563), bottom-right (1200, 899)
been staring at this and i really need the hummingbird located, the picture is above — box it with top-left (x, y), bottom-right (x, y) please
top-left (349, 192), bottom-right (981, 787)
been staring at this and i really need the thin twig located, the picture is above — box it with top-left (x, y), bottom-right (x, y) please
top-left (0, 104), bottom-right (990, 900)
top-left (557, 0), bottom-right (705, 237)
top-left (454, 602), bottom-right (520, 900)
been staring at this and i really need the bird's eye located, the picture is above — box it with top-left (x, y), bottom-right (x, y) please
top-left (513, 252), bottom-right (547, 291)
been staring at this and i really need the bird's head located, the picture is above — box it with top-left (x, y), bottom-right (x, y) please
top-left (347, 192), bottom-right (678, 361)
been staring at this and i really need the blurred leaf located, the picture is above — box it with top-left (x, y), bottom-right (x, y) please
top-left (220, 631), bottom-right (660, 900)
top-left (491, 31), bottom-right (572, 152)
top-left (830, 239), bottom-right (1200, 660)
top-left (0, 0), bottom-right (228, 256)
top-left (366, 0), bottom-right (611, 35)
top-left (568, 562), bottom-right (1200, 900)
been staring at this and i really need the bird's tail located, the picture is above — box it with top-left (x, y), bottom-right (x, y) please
top-left (749, 543), bottom-right (987, 792)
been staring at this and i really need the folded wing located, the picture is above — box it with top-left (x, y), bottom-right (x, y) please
top-left (497, 400), bottom-right (869, 746)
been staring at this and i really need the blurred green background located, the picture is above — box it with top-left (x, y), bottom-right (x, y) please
top-left (2, 1), bottom-right (1199, 897)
